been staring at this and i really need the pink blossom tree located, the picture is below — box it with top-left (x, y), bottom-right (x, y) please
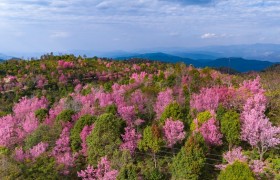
top-left (163, 119), bottom-right (185, 148)
top-left (190, 87), bottom-right (231, 112)
top-left (52, 124), bottom-right (75, 174)
top-left (199, 118), bottom-right (223, 146)
top-left (120, 127), bottom-right (141, 155)
top-left (249, 160), bottom-right (266, 174)
top-left (0, 115), bottom-right (17, 148)
top-left (216, 147), bottom-right (248, 170)
top-left (131, 90), bottom-right (148, 113)
top-left (29, 142), bottom-right (49, 159)
top-left (154, 88), bottom-right (173, 118)
top-left (241, 93), bottom-right (280, 161)
top-left (13, 96), bottom-right (48, 118)
top-left (14, 147), bottom-right (26, 162)
top-left (118, 106), bottom-right (135, 126)
top-left (80, 125), bottom-right (94, 156)
top-left (77, 156), bottom-right (118, 180)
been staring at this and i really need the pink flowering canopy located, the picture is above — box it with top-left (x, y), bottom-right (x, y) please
top-left (80, 124), bottom-right (94, 156)
top-left (216, 147), bottom-right (248, 170)
top-left (154, 88), bottom-right (173, 118)
top-left (163, 119), bottom-right (186, 148)
top-left (120, 126), bottom-right (141, 154)
top-left (78, 156), bottom-right (118, 180)
top-left (52, 124), bottom-right (75, 174)
top-left (241, 92), bottom-right (280, 160)
top-left (199, 118), bottom-right (223, 146)
top-left (190, 87), bottom-right (232, 112)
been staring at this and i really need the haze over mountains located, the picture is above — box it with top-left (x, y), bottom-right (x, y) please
top-left (1, 43), bottom-right (280, 72)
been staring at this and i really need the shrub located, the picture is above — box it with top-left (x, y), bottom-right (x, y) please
top-left (190, 111), bottom-right (212, 131)
top-left (117, 164), bottom-right (138, 180)
top-left (55, 109), bottom-right (75, 123)
top-left (159, 103), bottom-right (184, 124)
top-left (0, 154), bottom-right (21, 179)
top-left (35, 108), bottom-right (48, 123)
top-left (218, 161), bottom-right (254, 180)
top-left (105, 104), bottom-right (118, 115)
top-left (19, 155), bottom-right (61, 180)
top-left (220, 111), bottom-right (241, 149)
top-left (24, 125), bottom-right (60, 150)
top-left (171, 133), bottom-right (207, 180)
top-left (87, 113), bottom-right (125, 165)
top-left (143, 167), bottom-right (166, 180)
top-left (70, 115), bottom-right (96, 152)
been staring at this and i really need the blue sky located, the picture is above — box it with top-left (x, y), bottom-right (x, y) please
top-left (0, 0), bottom-right (280, 53)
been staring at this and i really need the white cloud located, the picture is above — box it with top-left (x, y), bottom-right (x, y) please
top-left (201, 33), bottom-right (217, 39)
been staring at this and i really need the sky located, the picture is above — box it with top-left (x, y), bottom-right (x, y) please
top-left (0, 0), bottom-right (280, 54)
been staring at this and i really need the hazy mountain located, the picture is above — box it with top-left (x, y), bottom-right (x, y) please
top-left (205, 58), bottom-right (275, 72)
top-left (116, 53), bottom-right (278, 72)
top-left (0, 53), bottom-right (13, 60)
top-left (176, 43), bottom-right (280, 62)
top-left (129, 43), bottom-right (280, 62)
top-left (116, 52), bottom-right (203, 66)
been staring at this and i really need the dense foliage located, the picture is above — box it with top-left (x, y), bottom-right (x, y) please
top-left (0, 55), bottom-right (279, 179)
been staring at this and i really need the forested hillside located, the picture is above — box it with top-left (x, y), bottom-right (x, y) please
top-left (0, 54), bottom-right (279, 179)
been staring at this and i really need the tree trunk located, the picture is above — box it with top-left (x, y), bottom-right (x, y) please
top-left (153, 152), bottom-right (157, 168)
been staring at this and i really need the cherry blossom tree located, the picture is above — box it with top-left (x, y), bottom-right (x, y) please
top-left (190, 87), bottom-right (231, 112)
top-left (154, 88), bottom-right (173, 118)
top-left (120, 127), bottom-right (141, 155)
top-left (216, 147), bottom-right (248, 170)
top-left (52, 124), bottom-right (75, 174)
top-left (118, 106), bottom-right (135, 126)
top-left (199, 118), bottom-right (223, 146)
top-left (29, 142), bottom-right (49, 159)
top-left (241, 93), bottom-right (280, 161)
top-left (0, 115), bottom-right (17, 147)
top-left (77, 156), bottom-right (118, 180)
top-left (163, 119), bottom-right (185, 148)
top-left (80, 125), bottom-right (94, 156)
top-left (131, 90), bottom-right (148, 113)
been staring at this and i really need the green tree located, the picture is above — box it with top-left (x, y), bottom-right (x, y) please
top-left (86, 113), bottom-right (124, 165)
top-left (24, 125), bottom-right (60, 150)
top-left (159, 103), bottom-right (184, 124)
top-left (218, 161), bottom-right (254, 180)
top-left (220, 111), bottom-right (241, 150)
top-left (171, 133), bottom-right (207, 180)
top-left (190, 111), bottom-right (212, 131)
top-left (55, 109), bottom-right (75, 123)
top-left (35, 108), bottom-right (48, 123)
top-left (117, 164), bottom-right (138, 180)
top-left (138, 125), bottom-right (164, 168)
top-left (70, 115), bottom-right (96, 152)
top-left (19, 156), bottom-right (61, 180)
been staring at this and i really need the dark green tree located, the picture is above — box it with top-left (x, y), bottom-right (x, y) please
top-left (171, 133), bottom-right (207, 180)
top-left (55, 109), bottom-right (75, 123)
top-left (35, 108), bottom-right (48, 123)
top-left (86, 113), bottom-right (124, 165)
top-left (159, 103), bottom-right (184, 124)
top-left (218, 161), bottom-right (254, 180)
top-left (220, 111), bottom-right (241, 150)
top-left (138, 125), bottom-right (164, 168)
top-left (70, 115), bottom-right (96, 152)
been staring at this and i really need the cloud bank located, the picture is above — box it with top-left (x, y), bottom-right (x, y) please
top-left (0, 0), bottom-right (280, 53)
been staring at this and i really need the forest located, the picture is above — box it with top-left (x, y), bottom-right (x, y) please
top-left (0, 54), bottom-right (279, 179)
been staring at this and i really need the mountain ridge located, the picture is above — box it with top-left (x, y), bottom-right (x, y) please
top-left (116, 52), bottom-right (278, 72)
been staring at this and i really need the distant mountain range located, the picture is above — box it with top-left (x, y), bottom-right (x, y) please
top-left (134, 43), bottom-right (280, 62)
top-left (116, 52), bottom-right (278, 72)
top-left (2, 43), bottom-right (280, 72)
top-left (0, 53), bottom-right (14, 60)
